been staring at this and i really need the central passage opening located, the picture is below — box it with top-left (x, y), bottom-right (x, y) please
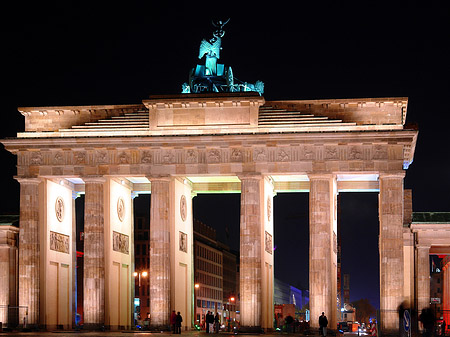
top-left (193, 193), bottom-right (240, 329)
top-left (338, 192), bottom-right (379, 325)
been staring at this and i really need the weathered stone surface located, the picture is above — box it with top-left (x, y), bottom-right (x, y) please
top-left (149, 178), bottom-right (171, 327)
top-left (1, 95), bottom-right (420, 333)
top-left (16, 178), bottom-right (41, 326)
top-left (309, 175), bottom-right (337, 329)
top-left (83, 178), bottom-right (106, 327)
top-left (0, 225), bottom-right (19, 324)
top-left (239, 176), bottom-right (262, 329)
top-left (379, 173), bottom-right (404, 333)
top-left (416, 245), bottom-right (430, 316)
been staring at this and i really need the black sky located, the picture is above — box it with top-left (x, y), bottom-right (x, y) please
top-left (3, 1), bottom-right (450, 310)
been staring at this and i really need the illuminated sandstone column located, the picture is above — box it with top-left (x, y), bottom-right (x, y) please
top-left (72, 192), bottom-right (78, 329)
top-left (0, 221), bottom-right (19, 325)
top-left (309, 174), bottom-right (337, 329)
top-left (149, 177), bottom-right (171, 328)
top-left (416, 245), bottom-right (430, 318)
top-left (443, 261), bottom-right (450, 334)
top-left (17, 178), bottom-right (41, 327)
top-left (83, 177), bottom-right (106, 328)
top-left (379, 173), bottom-right (404, 334)
top-left (239, 175), bottom-right (262, 330)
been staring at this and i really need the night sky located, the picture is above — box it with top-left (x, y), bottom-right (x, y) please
top-left (3, 2), bottom-right (450, 310)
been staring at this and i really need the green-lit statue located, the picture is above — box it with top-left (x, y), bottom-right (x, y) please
top-left (199, 19), bottom-right (229, 76)
top-left (182, 20), bottom-right (263, 95)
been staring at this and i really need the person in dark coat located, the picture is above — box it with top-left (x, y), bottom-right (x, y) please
top-left (205, 311), bottom-right (211, 333)
top-left (170, 310), bottom-right (177, 334)
top-left (175, 311), bottom-right (183, 334)
top-left (419, 308), bottom-right (434, 337)
top-left (214, 312), bottom-right (220, 333)
top-left (319, 312), bottom-right (328, 336)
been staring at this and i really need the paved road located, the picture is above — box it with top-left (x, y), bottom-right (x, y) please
top-left (0, 330), bottom-right (330, 337)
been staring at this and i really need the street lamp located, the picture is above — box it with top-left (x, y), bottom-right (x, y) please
top-left (134, 271), bottom-right (148, 288)
top-left (133, 270), bottom-right (149, 321)
top-left (194, 284), bottom-right (200, 326)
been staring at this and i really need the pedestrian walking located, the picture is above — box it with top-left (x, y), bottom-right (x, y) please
top-left (205, 311), bottom-right (211, 333)
top-left (419, 308), bottom-right (435, 337)
top-left (214, 312), bottom-right (220, 333)
top-left (208, 311), bottom-right (214, 333)
top-left (319, 312), bottom-right (328, 336)
top-left (175, 311), bottom-right (183, 334)
top-left (170, 310), bottom-right (177, 334)
top-left (370, 319), bottom-right (377, 336)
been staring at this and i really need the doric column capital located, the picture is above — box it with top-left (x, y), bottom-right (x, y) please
top-left (82, 175), bottom-right (106, 184)
top-left (14, 176), bottom-right (42, 185)
top-left (416, 243), bottom-right (431, 250)
top-left (146, 175), bottom-right (172, 183)
top-left (238, 173), bottom-right (263, 181)
top-left (307, 173), bottom-right (336, 181)
top-left (379, 171), bottom-right (406, 180)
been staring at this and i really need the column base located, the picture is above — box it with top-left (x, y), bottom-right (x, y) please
top-left (380, 329), bottom-right (400, 337)
top-left (82, 323), bottom-right (106, 331)
top-left (238, 326), bottom-right (264, 333)
top-left (148, 324), bottom-right (170, 332)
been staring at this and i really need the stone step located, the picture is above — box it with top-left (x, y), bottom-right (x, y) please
top-left (258, 119), bottom-right (346, 125)
top-left (111, 114), bottom-right (148, 119)
top-left (259, 116), bottom-right (326, 121)
top-left (259, 114), bottom-right (316, 119)
top-left (71, 124), bottom-right (148, 129)
top-left (85, 120), bottom-right (149, 125)
top-left (60, 127), bottom-right (149, 132)
top-left (258, 121), bottom-right (357, 127)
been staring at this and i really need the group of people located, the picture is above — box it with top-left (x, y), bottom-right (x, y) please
top-left (204, 311), bottom-right (220, 333)
top-left (170, 310), bottom-right (183, 334)
top-left (419, 307), bottom-right (447, 337)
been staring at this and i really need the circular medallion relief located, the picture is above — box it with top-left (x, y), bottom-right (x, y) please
top-left (117, 197), bottom-right (125, 222)
top-left (267, 197), bottom-right (272, 222)
top-left (180, 195), bottom-right (187, 222)
top-left (55, 196), bottom-right (65, 222)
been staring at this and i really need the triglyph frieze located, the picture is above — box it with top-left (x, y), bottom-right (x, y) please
top-left (96, 151), bottom-right (109, 164)
top-left (53, 152), bottom-right (64, 164)
top-left (141, 151), bottom-right (152, 163)
top-left (230, 148), bottom-right (243, 162)
top-left (118, 152), bottom-right (130, 164)
top-left (74, 151), bottom-right (86, 164)
top-left (207, 149), bottom-right (221, 163)
top-left (185, 149), bottom-right (198, 163)
top-left (16, 143), bottom-right (405, 177)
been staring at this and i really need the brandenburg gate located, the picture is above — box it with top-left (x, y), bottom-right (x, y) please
top-left (1, 93), bottom-right (418, 333)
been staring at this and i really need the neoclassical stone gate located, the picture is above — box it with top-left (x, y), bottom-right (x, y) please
top-left (1, 93), bottom-right (418, 333)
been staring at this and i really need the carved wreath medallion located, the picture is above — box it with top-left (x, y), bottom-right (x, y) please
top-left (55, 196), bottom-right (65, 222)
top-left (117, 197), bottom-right (125, 222)
top-left (180, 195), bottom-right (187, 222)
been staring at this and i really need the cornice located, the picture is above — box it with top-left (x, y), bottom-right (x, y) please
top-left (2, 129), bottom-right (419, 151)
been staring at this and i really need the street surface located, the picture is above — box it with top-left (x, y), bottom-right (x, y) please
top-left (0, 329), bottom-right (359, 337)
